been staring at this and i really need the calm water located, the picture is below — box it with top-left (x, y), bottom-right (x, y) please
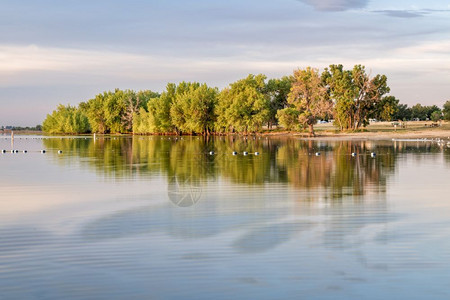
top-left (1, 134), bottom-right (450, 299)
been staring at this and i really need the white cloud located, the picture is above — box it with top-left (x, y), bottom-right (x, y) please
top-left (0, 44), bottom-right (152, 73)
top-left (1, 40), bottom-right (449, 86)
top-left (297, 0), bottom-right (369, 11)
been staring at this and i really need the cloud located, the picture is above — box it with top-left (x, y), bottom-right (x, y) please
top-left (0, 44), bottom-right (310, 90)
top-left (297, 0), bottom-right (369, 11)
top-left (373, 10), bottom-right (427, 18)
top-left (372, 8), bottom-right (450, 18)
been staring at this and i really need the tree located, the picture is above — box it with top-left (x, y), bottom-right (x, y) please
top-left (393, 103), bottom-right (411, 121)
top-left (82, 89), bottom-right (159, 134)
top-left (431, 111), bottom-right (442, 122)
top-left (42, 104), bottom-right (90, 134)
top-left (426, 105), bottom-right (441, 120)
top-left (373, 96), bottom-right (399, 121)
top-left (85, 93), bottom-right (108, 133)
top-left (276, 107), bottom-right (299, 130)
top-left (288, 67), bottom-right (332, 136)
top-left (323, 65), bottom-right (350, 130)
top-left (133, 84), bottom-right (177, 134)
top-left (152, 84), bottom-right (177, 133)
top-left (216, 74), bottom-right (270, 134)
top-left (443, 101), bottom-right (450, 121)
top-left (103, 89), bottom-right (129, 133)
top-left (122, 90), bottom-right (159, 132)
top-left (264, 76), bottom-right (292, 129)
top-left (170, 83), bottom-right (218, 135)
top-left (132, 107), bottom-right (155, 134)
top-left (325, 64), bottom-right (390, 130)
top-left (411, 104), bottom-right (428, 120)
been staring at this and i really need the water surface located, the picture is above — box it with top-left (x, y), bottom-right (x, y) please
top-left (1, 135), bottom-right (450, 299)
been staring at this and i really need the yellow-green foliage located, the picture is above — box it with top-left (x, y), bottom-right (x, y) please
top-left (42, 66), bottom-right (403, 134)
top-left (276, 107), bottom-right (299, 130)
top-left (43, 104), bottom-right (90, 134)
top-left (216, 74), bottom-right (270, 133)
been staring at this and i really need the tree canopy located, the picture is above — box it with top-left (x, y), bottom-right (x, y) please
top-left (42, 64), bottom-right (447, 135)
top-left (43, 104), bottom-right (90, 134)
top-left (443, 101), bottom-right (450, 121)
top-left (288, 67), bottom-right (332, 136)
top-left (324, 64), bottom-right (390, 130)
top-left (216, 74), bottom-right (270, 134)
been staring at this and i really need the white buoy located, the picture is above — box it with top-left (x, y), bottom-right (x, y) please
top-left (351, 152), bottom-right (357, 157)
top-left (315, 152), bottom-right (321, 156)
top-left (23, 150), bottom-right (27, 153)
top-left (209, 151), bottom-right (214, 155)
top-left (232, 151), bottom-right (238, 155)
top-left (254, 152), bottom-right (260, 156)
top-left (243, 151), bottom-right (248, 156)
top-left (58, 150), bottom-right (63, 154)
top-left (371, 152), bottom-right (376, 157)
top-left (40, 150), bottom-right (46, 154)
top-left (10, 150), bottom-right (15, 153)
top-left (1, 150), bottom-right (6, 153)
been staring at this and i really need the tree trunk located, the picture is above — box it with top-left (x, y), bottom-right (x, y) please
top-left (308, 123), bottom-right (315, 137)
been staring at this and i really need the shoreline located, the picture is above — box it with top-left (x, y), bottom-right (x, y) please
top-left (4, 124), bottom-right (450, 141)
top-left (295, 130), bottom-right (450, 141)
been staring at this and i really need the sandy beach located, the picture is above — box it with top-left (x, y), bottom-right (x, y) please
top-left (309, 129), bottom-right (450, 140)
top-left (268, 121), bottom-right (450, 140)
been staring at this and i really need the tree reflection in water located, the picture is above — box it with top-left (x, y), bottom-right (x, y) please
top-left (42, 136), bottom-right (446, 254)
top-left (42, 136), bottom-right (412, 202)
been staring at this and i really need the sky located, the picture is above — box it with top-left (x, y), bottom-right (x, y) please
top-left (1, 0), bottom-right (449, 126)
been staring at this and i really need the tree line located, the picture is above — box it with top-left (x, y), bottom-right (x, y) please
top-left (42, 64), bottom-right (450, 136)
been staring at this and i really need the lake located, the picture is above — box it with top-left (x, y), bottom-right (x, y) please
top-left (1, 134), bottom-right (450, 299)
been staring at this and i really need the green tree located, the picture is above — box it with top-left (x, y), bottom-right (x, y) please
top-left (82, 89), bottom-right (158, 134)
top-left (122, 90), bottom-right (159, 132)
top-left (323, 64), bottom-right (355, 130)
top-left (431, 111), bottom-right (442, 122)
top-left (43, 104), bottom-right (90, 134)
top-left (216, 74), bottom-right (270, 134)
top-left (393, 103), bottom-right (411, 121)
top-left (133, 84), bottom-right (177, 134)
top-left (264, 76), bottom-right (292, 129)
top-left (426, 105), bottom-right (441, 120)
top-left (325, 64), bottom-right (390, 130)
top-left (151, 84), bottom-right (176, 133)
top-left (170, 83), bottom-right (218, 135)
top-left (86, 93), bottom-right (108, 133)
top-left (103, 89), bottom-right (129, 133)
top-left (373, 96), bottom-right (399, 121)
top-left (276, 107), bottom-right (300, 130)
top-left (411, 104), bottom-right (428, 120)
top-left (443, 101), bottom-right (450, 121)
top-left (288, 67), bottom-right (332, 136)
top-left (132, 107), bottom-right (155, 134)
